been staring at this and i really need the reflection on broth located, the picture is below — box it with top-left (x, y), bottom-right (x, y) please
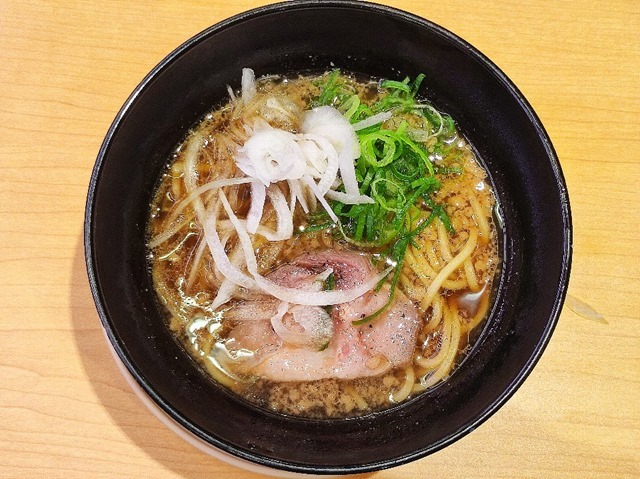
top-left (147, 70), bottom-right (499, 418)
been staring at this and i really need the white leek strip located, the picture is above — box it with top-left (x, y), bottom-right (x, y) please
top-left (148, 215), bottom-right (193, 250)
top-left (183, 131), bottom-right (203, 192)
top-left (265, 97), bottom-right (296, 122)
top-left (272, 301), bottom-right (289, 321)
top-left (272, 304), bottom-right (333, 349)
top-left (185, 235), bottom-right (208, 290)
top-left (254, 224), bottom-right (279, 241)
top-left (253, 266), bottom-right (393, 307)
top-left (306, 181), bottom-right (318, 212)
top-left (211, 262), bottom-right (238, 308)
top-left (219, 190), bottom-right (260, 274)
top-left (314, 268), bottom-right (334, 282)
top-left (287, 179), bottom-right (309, 214)
top-left (300, 106), bottom-right (360, 196)
top-left (338, 150), bottom-right (360, 196)
top-left (325, 189), bottom-right (374, 205)
top-left (211, 279), bottom-right (236, 310)
top-left (149, 177), bottom-right (257, 248)
top-left (245, 181), bottom-right (266, 234)
top-left (303, 176), bottom-right (338, 223)
top-left (298, 138), bottom-right (328, 178)
top-left (202, 197), bottom-right (257, 290)
top-left (287, 179), bottom-right (297, 213)
top-left (302, 134), bottom-right (340, 195)
top-left (183, 131), bottom-right (206, 222)
top-left (242, 122), bottom-right (254, 136)
top-left (210, 228), bottom-right (233, 283)
top-left (250, 117), bottom-right (272, 133)
top-left (210, 232), bottom-right (242, 308)
top-left (221, 185), bottom-right (392, 306)
top-left (211, 246), bottom-right (245, 309)
top-left (235, 129), bottom-right (307, 185)
top-left (352, 111), bottom-right (392, 131)
top-left (151, 130), bottom-right (206, 251)
top-left (241, 68), bottom-right (256, 103)
top-left (226, 84), bottom-right (236, 102)
top-left (261, 184), bottom-right (293, 241)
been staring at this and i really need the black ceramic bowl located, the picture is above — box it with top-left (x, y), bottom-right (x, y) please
top-left (85, 1), bottom-right (571, 475)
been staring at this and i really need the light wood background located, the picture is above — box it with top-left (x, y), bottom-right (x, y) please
top-left (1, 1), bottom-right (638, 478)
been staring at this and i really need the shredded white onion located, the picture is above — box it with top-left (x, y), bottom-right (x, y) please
top-left (326, 189), bottom-right (375, 205)
top-left (301, 133), bottom-right (340, 195)
top-left (287, 179), bottom-right (309, 213)
top-left (218, 190), bottom-right (260, 275)
top-left (203, 199), bottom-right (257, 290)
top-left (194, 71), bottom-right (397, 308)
top-left (297, 136), bottom-right (328, 177)
top-left (226, 84), bottom-right (237, 102)
top-left (352, 111), bottom-right (393, 131)
top-left (205, 188), bottom-right (391, 307)
top-left (262, 184), bottom-right (293, 241)
top-left (301, 106), bottom-right (361, 197)
top-left (337, 149), bottom-right (360, 197)
top-left (241, 68), bottom-right (257, 103)
top-left (245, 181), bottom-right (266, 234)
top-left (148, 177), bottom-right (258, 248)
top-left (211, 276), bottom-right (237, 310)
top-left (253, 266), bottom-right (393, 306)
top-left (235, 129), bottom-right (307, 185)
top-left (227, 100), bottom-right (373, 249)
top-left (303, 176), bottom-right (339, 223)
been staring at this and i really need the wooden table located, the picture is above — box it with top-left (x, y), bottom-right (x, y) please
top-left (1, 1), bottom-right (638, 477)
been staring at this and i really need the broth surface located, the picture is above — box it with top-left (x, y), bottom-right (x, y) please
top-left (148, 71), bottom-right (499, 418)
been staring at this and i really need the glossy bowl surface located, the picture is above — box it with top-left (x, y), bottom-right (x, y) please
top-left (85, 1), bottom-right (571, 474)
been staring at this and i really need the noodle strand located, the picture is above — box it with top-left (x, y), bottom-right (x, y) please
top-left (421, 228), bottom-right (478, 310)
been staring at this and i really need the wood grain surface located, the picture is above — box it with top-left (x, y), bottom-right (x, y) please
top-left (1, 1), bottom-right (638, 478)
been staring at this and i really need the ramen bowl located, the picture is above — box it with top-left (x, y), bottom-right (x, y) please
top-left (84, 1), bottom-right (571, 475)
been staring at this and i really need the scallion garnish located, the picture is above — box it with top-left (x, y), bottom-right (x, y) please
top-left (308, 71), bottom-right (461, 323)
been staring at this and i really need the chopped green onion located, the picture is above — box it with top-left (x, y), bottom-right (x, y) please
top-left (323, 272), bottom-right (336, 291)
top-left (371, 177), bottom-right (404, 213)
top-left (360, 131), bottom-right (397, 168)
top-left (315, 69), bottom-right (341, 106)
top-left (380, 79), bottom-right (412, 93)
top-left (296, 221), bottom-right (334, 235)
top-left (341, 95), bottom-right (361, 120)
top-left (308, 71), bottom-right (464, 323)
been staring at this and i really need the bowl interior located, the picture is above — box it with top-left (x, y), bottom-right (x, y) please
top-left (86, 1), bottom-right (571, 474)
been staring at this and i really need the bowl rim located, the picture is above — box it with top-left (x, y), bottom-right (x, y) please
top-left (84, 0), bottom-right (572, 474)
